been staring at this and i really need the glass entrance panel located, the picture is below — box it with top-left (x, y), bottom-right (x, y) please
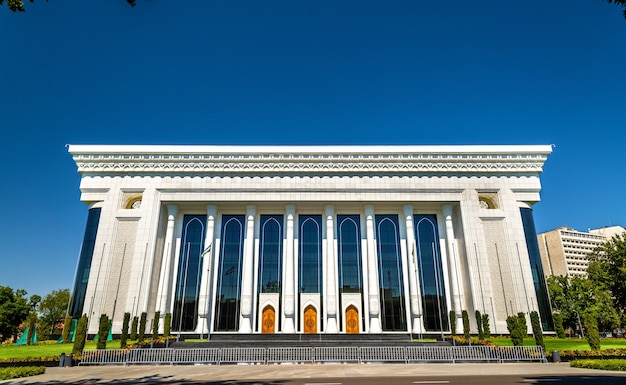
top-left (414, 214), bottom-right (449, 331)
top-left (173, 215), bottom-right (207, 331)
top-left (214, 215), bottom-right (245, 332)
top-left (376, 215), bottom-right (407, 331)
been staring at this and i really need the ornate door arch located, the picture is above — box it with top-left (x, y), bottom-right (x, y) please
top-left (345, 305), bottom-right (359, 334)
top-left (262, 305), bottom-right (275, 334)
top-left (304, 305), bottom-right (317, 334)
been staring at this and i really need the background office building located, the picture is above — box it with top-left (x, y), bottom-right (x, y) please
top-left (538, 226), bottom-right (626, 277)
top-left (67, 144), bottom-right (553, 336)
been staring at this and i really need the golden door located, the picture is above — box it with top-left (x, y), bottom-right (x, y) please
top-left (304, 305), bottom-right (317, 334)
top-left (345, 305), bottom-right (359, 334)
top-left (262, 306), bottom-right (275, 334)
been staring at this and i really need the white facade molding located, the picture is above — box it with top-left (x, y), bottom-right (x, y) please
top-left (69, 145), bottom-right (552, 176)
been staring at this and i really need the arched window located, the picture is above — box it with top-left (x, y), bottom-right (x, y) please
top-left (214, 215), bottom-right (245, 331)
top-left (258, 215), bottom-right (283, 294)
top-left (173, 215), bottom-right (206, 332)
top-left (415, 215), bottom-right (448, 331)
top-left (299, 215), bottom-right (322, 294)
top-left (376, 215), bottom-right (406, 331)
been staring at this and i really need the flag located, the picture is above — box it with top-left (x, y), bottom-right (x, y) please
top-left (201, 243), bottom-right (212, 257)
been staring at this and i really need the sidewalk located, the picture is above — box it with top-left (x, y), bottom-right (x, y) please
top-left (4, 362), bottom-right (626, 384)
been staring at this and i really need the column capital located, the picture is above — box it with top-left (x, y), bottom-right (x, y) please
top-left (403, 204), bottom-right (414, 218)
top-left (206, 204), bottom-right (217, 218)
top-left (285, 204), bottom-right (295, 216)
top-left (442, 204), bottom-right (454, 218)
top-left (325, 204), bottom-right (335, 217)
top-left (167, 204), bottom-right (178, 217)
top-left (364, 204), bottom-right (374, 217)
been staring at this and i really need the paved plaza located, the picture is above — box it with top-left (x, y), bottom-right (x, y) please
top-left (4, 363), bottom-right (626, 384)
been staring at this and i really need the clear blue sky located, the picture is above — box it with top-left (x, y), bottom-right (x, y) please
top-left (1, 1), bottom-right (625, 298)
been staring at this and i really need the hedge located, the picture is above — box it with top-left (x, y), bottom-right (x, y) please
top-left (0, 366), bottom-right (46, 380)
top-left (570, 359), bottom-right (626, 371)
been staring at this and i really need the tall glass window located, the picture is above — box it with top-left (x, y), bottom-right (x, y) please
top-left (173, 215), bottom-right (206, 331)
top-left (214, 215), bottom-right (245, 331)
top-left (414, 214), bottom-right (449, 331)
top-left (258, 215), bottom-right (283, 294)
top-left (338, 215), bottom-right (363, 293)
top-left (376, 214), bottom-right (406, 331)
top-left (299, 215), bottom-right (322, 294)
top-left (520, 207), bottom-right (553, 330)
top-left (69, 207), bottom-right (101, 318)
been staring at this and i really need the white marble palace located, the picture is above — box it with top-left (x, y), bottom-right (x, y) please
top-left (67, 145), bottom-right (553, 336)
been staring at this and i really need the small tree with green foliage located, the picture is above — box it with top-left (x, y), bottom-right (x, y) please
top-left (552, 312), bottom-right (565, 339)
top-left (582, 312), bottom-right (601, 350)
top-left (72, 314), bottom-right (88, 355)
top-left (462, 310), bottom-right (470, 339)
top-left (62, 315), bottom-right (73, 343)
top-left (120, 312), bottom-right (130, 348)
top-left (152, 311), bottom-right (160, 340)
top-left (482, 313), bottom-right (491, 338)
top-left (475, 310), bottom-right (484, 340)
top-left (96, 314), bottom-right (109, 349)
top-left (506, 315), bottom-right (524, 346)
top-left (164, 313), bottom-right (172, 337)
top-left (25, 313), bottom-right (36, 345)
top-left (138, 312), bottom-right (147, 341)
top-left (517, 312), bottom-right (527, 336)
top-left (530, 311), bottom-right (544, 350)
top-left (130, 316), bottom-right (138, 340)
top-left (449, 310), bottom-right (456, 336)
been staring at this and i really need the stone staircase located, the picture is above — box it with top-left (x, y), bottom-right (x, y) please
top-left (170, 333), bottom-right (451, 349)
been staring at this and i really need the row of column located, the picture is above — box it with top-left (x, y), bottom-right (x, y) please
top-left (156, 203), bottom-right (464, 334)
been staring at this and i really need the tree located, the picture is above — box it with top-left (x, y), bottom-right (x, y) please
top-left (72, 314), bottom-right (88, 355)
top-left (130, 316), bottom-right (138, 340)
top-left (475, 310), bottom-right (484, 340)
top-left (552, 312), bottom-right (566, 339)
top-left (604, 0), bottom-right (626, 18)
top-left (120, 312), bottom-right (130, 348)
top-left (36, 289), bottom-right (70, 341)
top-left (449, 310), bottom-right (457, 337)
top-left (530, 311), bottom-right (545, 350)
top-left (582, 312), bottom-right (601, 350)
top-left (588, 233), bottom-right (626, 319)
top-left (164, 313), bottom-right (171, 337)
top-left (152, 311), bottom-right (160, 340)
top-left (62, 315), bottom-right (73, 343)
top-left (1, 0), bottom-right (137, 12)
top-left (506, 315), bottom-right (524, 346)
top-left (547, 275), bottom-right (619, 333)
top-left (0, 286), bottom-right (31, 342)
top-left (462, 310), bottom-right (470, 339)
top-left (482, 313), bottom-right (491, 338)
top-left (26, 313), bottom-right (36, 345)
top-left (138, 312), bottom-right (147, 341)
top-left (96, 314), bottom-right (109, 350)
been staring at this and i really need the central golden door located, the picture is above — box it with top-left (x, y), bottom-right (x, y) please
top-left (304, 305), bottom-right (317, 334)
top-left (345, 305), bottom-right (359, 334)
top-left (262, 306), bottom-right (275, 334)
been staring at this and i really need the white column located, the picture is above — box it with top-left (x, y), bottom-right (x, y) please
top-left (403, 204), bottom-right (423, 334)
top-left (364, 205), bottom-right (382, 333)
top-left (325, 205), bottom-right (338, 333)
top-left (283, 204), bottom-right (296, 333)
top-left (157, 204), bottom-right (177, 313)
top-left (239, 205), bottom-right (256, 333)
top-left (443, 204), bottom-right (463, 334)
top-left (197, 205), bottom-right (216, 334)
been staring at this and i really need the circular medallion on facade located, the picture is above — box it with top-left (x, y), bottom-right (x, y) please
top-left (131, 200), bottom-right (142, 209)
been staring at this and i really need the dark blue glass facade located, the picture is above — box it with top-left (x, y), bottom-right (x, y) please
top-left (414, 214), bottom-right (448, 331)
top-left (299, 215), bottom-right (323, 294)
top-left (173, 215), bottom-right (207, 331)
top-left (258, 215), bottom-right (283, 294)
top-left (338, 215), bottom-right (364, 330)
top-left (376, 215), bottom-right (406, 331)
top-left (214, 215), bottom-right (245, 331)
top-left (69, 207), bottom-right (101, 318)
top-left (520, 207), bottom-right (553, 330)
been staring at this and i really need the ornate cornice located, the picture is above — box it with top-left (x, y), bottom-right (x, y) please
top-left (68, 145), bottom-right (552, 176)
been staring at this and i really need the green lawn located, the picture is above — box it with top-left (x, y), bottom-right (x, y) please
top-left (0, 340), bottom-right (134, 360)
top-left (487, 337), bottom-right (626, 351)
